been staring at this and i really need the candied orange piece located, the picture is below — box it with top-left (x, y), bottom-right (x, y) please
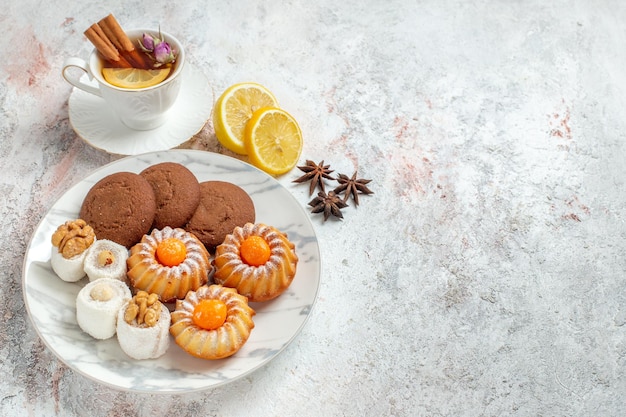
top-left (240, 235), bottom-right (271, 266)
top-left (155, 237), bottom-right (187, 266)
top-left (192, 299), bottom-right (228, 330)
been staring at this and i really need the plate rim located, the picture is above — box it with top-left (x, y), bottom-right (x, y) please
top-left (21, 149), bottom-right (321, 393)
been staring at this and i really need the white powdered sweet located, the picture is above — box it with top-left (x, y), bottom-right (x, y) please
top-left (83, 239), bottom-right (129, 282)
top-left (116, 304), bottom-right (171, 360)
top-left (76, 278), bottom-right (132, 339)
top-left (50, 246), bottom-right (88, 282)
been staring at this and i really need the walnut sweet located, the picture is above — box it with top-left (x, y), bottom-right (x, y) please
top-left (124, 291), bottom-right (162, 327)
top-left (51, 219), bottom-right (95, 259)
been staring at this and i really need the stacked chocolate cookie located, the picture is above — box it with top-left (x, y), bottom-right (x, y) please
top-left (79, 162), bottom-right (256, 252)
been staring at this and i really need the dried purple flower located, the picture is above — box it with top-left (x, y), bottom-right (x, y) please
top-left (138, 29), bottom-right (177, 68)
top-left (140, 33), bottom-right (155, 52)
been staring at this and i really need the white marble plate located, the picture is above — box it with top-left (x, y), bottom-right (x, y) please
top-left (68, 63), bottom-right (212, 156)
top-left (22, 150), bottom-right (320, 393)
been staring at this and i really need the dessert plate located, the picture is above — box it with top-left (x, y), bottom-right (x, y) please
top-left (68, 63), bottom-right (213, 155)
top-left (22, 150), bottom-right (320, 393)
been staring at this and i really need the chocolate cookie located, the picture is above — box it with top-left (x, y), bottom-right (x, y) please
top-left (140, 162), bottom-right (201, 229)
top-left (79, 172), bottom-right (156, 248)
top-left (185, 181), bottom-right (255, 251)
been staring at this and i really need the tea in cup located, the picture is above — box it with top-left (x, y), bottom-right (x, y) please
top-left (62, 28), bottom-right (185, 131)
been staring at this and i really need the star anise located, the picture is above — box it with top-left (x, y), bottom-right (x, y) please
top-left (333, 171), bottom-right (373, 205)
top-left (293, 160), bottom-right (335, 195)
top-left (308, 190), bottom-right (348, 221)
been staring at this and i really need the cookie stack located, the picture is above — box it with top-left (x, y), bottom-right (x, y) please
top-left (80, 162), bottom-right (256, 251)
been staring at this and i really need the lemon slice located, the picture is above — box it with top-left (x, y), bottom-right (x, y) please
top-left (213, 82), bottom-right (278, 155)
top-left (102, 67), bottom-right (171, 89)
top-left (244, 107), bottom-right (303, 176)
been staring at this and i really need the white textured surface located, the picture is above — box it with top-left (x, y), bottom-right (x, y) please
top-left (2, 0), bottom-right (626, 415)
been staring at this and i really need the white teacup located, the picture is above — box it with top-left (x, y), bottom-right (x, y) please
top-left (62, 29), bottom-right (185, 131)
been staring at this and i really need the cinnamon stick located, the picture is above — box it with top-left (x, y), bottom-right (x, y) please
top-left (99, 14), bottom-right (134, 51)
top-left (98, 14), bottom-right (151, 69)
top-left (91, 23), bottom-right (117, 56)
top-left (84, 25), bottom-right (131, 68)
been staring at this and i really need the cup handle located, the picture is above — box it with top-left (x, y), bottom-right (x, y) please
top-left (62, 57), bottom-right (102, 97)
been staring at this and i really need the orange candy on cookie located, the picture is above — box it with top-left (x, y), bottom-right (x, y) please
top-left (170, 284), bottom-right (256, 359)
top-left (156, 238), bottom-right (187, 266)
top-left (240, 235), bottom-right (271, 266)
top-left (213, 223), bottom-right (298, 302)
top-left (127, 227), bottom-right (211, 302)
top-left (192, 299), bottom-right (228, 330)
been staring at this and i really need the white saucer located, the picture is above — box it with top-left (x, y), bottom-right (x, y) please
top-left (68, 63), bottom-right (213, 155)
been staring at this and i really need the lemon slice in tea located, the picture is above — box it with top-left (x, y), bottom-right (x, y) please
top-left (102, 67), bottom-right (171, 89)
